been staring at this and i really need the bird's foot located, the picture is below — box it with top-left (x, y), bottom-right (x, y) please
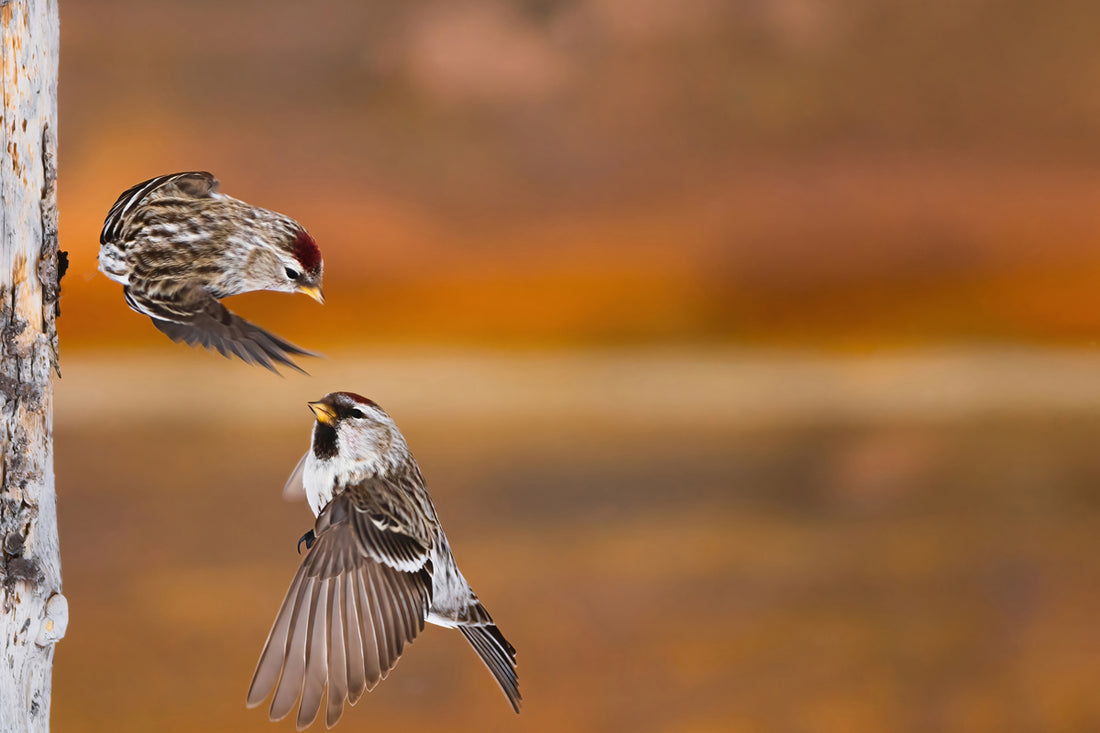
top-left (297, 530), bottom-right (316, 554)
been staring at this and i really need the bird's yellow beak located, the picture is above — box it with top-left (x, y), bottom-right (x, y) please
top-left (308, 401), bottom-right (337, 425)
top-left (299, 284), bottom-right (325, 304)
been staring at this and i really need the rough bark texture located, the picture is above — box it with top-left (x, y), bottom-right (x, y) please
top-left (0, 2), bottom-right (66, 732)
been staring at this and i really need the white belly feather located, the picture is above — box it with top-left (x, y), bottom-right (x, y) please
top-left (303, 454), bottom-right (337, 517)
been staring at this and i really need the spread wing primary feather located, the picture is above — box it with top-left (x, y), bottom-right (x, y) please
top-left (248, 487), bottom-right (433, 730)
top-left (125, 283), bottom-right (313, 374)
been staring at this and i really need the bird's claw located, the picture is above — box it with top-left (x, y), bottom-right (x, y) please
top-left (297, 530), bottom-right (316, 554)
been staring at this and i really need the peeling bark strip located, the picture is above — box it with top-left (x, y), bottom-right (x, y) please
top-left (1, 2), bottom-right (65, 732)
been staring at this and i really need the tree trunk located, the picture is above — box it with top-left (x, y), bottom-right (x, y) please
top-left (0, 2), bottom-right (66, 731)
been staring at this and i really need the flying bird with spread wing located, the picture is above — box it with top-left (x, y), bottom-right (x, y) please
top-left (98, 171), bottom-right (324, 372)
top-left (249, 392), bottom-right (521, 728)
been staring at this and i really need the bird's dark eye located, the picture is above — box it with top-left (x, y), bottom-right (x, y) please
top-left (349, 409), bottom-right (365, 419)
top-left (285, 267), bottom-right (301, 280)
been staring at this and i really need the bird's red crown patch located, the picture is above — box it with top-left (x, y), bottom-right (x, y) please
top-left (292, 230), bottom-right (322, 273)
top-left (338, 392), bottom-right (379, 409)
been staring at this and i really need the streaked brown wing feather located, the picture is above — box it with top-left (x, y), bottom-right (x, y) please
top-left (342, 572), bottom-right (370, 704)
top-left (298, 579), bottom-right (329, 730)
top-left (248, 490), bottom-right (433, 728)
top-left (125, 283), bottom-right (314, 373)
top-left (269, 569), bottom-right (313, 720)
top-left (326, 579), bottom-right (348, 728)
top-left (101, 171), bottom-right (218, 244)
top-left (247, 564), bottom-right (306, 711)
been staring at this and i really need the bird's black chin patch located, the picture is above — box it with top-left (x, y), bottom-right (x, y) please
top-left (312, 422), bottom-right (338, 460)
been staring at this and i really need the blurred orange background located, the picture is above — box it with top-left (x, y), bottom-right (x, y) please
top-left (49, 2), bottom-right (1100, 732)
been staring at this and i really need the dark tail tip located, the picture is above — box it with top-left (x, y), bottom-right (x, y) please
top-left (459, 623), bottom-right (521, 713)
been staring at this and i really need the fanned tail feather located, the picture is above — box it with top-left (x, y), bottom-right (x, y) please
top-left (459, 620), bottom-right (521, 713)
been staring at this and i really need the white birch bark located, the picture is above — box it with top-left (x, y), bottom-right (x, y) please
top-left (0, 2), bottom-right (66, 731)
